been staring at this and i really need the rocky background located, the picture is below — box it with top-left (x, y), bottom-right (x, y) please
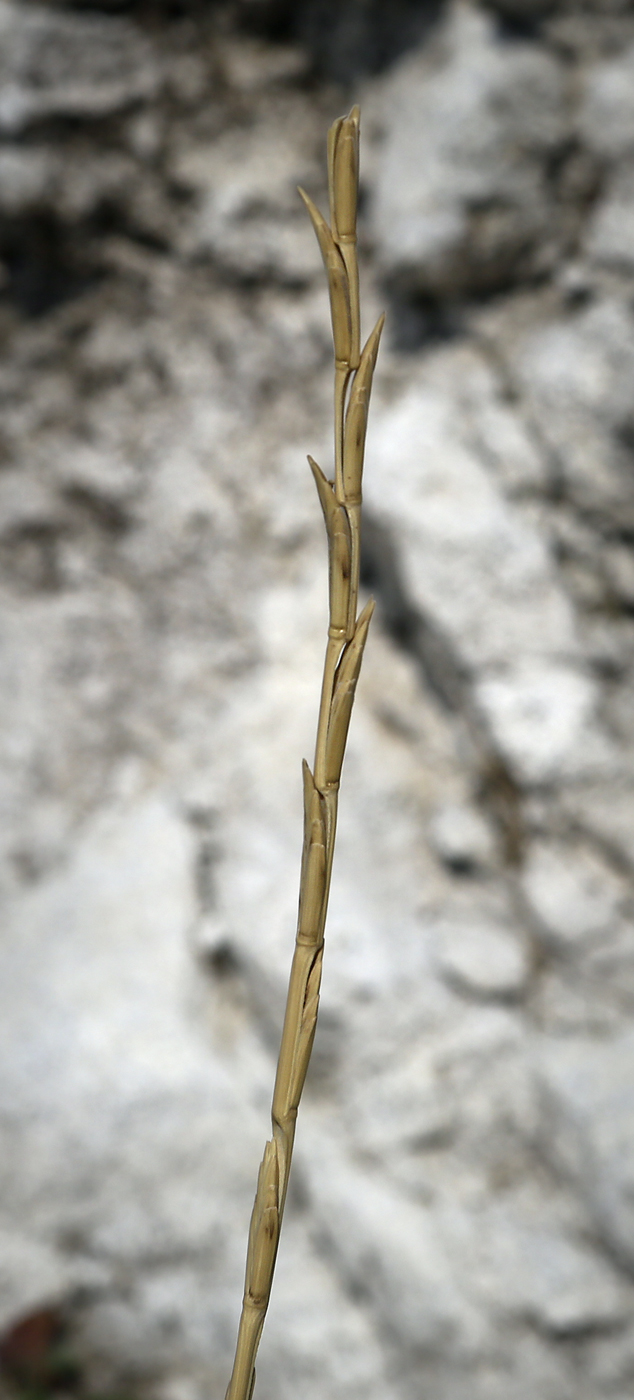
top-left (2, 1), bottom-right (634, 1398)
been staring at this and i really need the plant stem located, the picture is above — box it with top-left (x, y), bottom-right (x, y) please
top-left (225, 106), bottom-right (381, 1400)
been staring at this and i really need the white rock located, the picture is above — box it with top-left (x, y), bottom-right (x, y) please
top-left (0, 1232), bottom-right (70, 1333)
top-left (521, 839), bottom-right (626, 950)
top-left (442, 1204), bottom-right (628, 1335)
top-left (300, 1135), bottom-right (483, 1359)
top-left (257, 1217), bottom-right (398, 1400)
top-left (366, 360), bottom-right (578, 674)
top-left (433, 909), bottom-right (529, 1000)
top-left (0, 791), bottom-right (268, 1377)
top-left (0, 1), bottom-right (160, 133)
top-left (365, 356), bottom-right (612, 784)
top-left (475, 662), bottom-right (610, 786)
top-left (585, 166), bottom-right (634, 273)
top-left (346, 1042), bottom-right (456, 1158)
top-left (428, 801), bottom-right (498, 871)
top-left (509, 297), bottom-right (634, 525)
top-left (175, 119), bottom-right (318, 281)
top-left (537, 1032), bottom-right (634, 1269)
top-left (371, 4), bottom-right (567, 295)
top-left (579, 45), bottom-right (634, 159)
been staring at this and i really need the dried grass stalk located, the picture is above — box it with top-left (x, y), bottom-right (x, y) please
top-left (225, 106), bottom-right (383, 1400)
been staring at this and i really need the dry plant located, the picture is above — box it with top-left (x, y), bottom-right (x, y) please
top-left (225, 106), bottom-right (384, 1400)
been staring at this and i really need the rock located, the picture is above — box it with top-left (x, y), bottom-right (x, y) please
top-left (0, 149), bottom-right (52, 217)
top-left (0, 2), bottom-right (160, 133)
top-left (508, 297), bottom-right (634, 528)
top-left (3, 5), bottom-right (634, 1396)
top-left (579, 45), bottom-right (634, 160)
top-left (299, 1136), bottom-right (481, 1360)
top-left (256, 1217), bottom-right (397, 1400)
top-left (371, 4), bottom-right (567, 296)
top-left (174, 115), bottom-right (319, 282)
top-left (366, 352), bottom-right (577, 674)
top-left (432, 904), bottom-right (529, 1000)
top-left (0, 1234), bottom-right (70, 1336)
top-left (441, 1203), bottom-right (629, 1336)
top-left (584, 164), bottom-right (634, 273)
top-left (563, 782), bottom-right (634, 871)
top-left (428, 801), bottom-right (498, 872)
top-left (0, 791), bottom-right (270, 1383)
top-left (345, 1042), bottom-right (456, 1159)
top-left (474, 662), bottom-right (610, 787)
top-left (365, 352), bottom-right (612, 784)
top-left (537, 1032), bottom-right (634, 1271)
top-left (521, 838), bottom-right (626, 952)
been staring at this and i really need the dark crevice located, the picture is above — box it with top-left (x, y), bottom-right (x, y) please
top-left (204, 938), bottom-right (243, 979)
top-left (0, 215), bottom-right (104, 318)
top-left (62, 485), bottom-right (133, 536)
top-left (236, 0), bottom-right (445, 80)
top-left (387, 292), bottom-right (465, 354)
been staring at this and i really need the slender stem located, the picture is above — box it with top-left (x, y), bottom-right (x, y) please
top-left (334, 363), bottom-right (349, 505)
top-left (340, 240), bottom-right (360, 370)
top-left (225, 107), bottom-right (379, 1400)
top-left (314, 632), bottom-right (344, 791)
top-left (346, 504), bottom-right (361, 641)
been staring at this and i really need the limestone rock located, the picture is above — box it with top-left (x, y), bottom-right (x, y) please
top-left (371, 4), bottom-right (568, 296)
top-left (521, 838), bottom-right (626, 952)
top-left (2, 4), bottom-right (634, 1397)
top-left (579, 45), bottom-right (634, 161)
top-left (0, 1), bottom-right (160, 133)
top-left (428, 801), bottom-right (498, 872)
top-left (174, 117), bottom-right (319, 281)
top-left (365, 351), bottom-right (612, 784)
top-left (537, 1032), bottom-right (634, 1270)
top-left (508, 298), bottom-right (634, 528)
top-left (585, 165), bottom-right (634, 273)
top-left (433, 908), bottom-right (529, 1001)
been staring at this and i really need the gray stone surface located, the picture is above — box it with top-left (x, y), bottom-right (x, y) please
top-left (370, 4), bottom-right (568, 296)
top-left (0, 1), bottom-right (160, 133)
top-left (2, 3), bottom-right (634, 1400)
top-left (537, 1033), bottom-right (634, 1271)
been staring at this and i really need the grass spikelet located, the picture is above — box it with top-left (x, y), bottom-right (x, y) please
top-left (343, 313), bottom-right (385, 506)
top-left (225, 107), bottom-right (383, 1400)
top-left (246, 1140), bottom-right (280, 1308)
top-left (297, 759), bottom-right (327, 944)
top-left (327, 115), bottom-right (345, 239)
top-left (308, 455), bottom-right (351, 635)
top-left (324, 599), bottom-right (375, 789)
top-left (298, 189), bottom-right (351, 368)
top-left (332, 106), bottom-right (359, 242)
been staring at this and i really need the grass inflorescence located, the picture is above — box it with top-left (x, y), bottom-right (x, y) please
top-left (225, 106), bottom-right (383, 1400)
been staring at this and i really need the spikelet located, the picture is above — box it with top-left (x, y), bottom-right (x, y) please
top-left (298, 188), bottom-right (351, 367)
top-left (288, 945), bottom-right (324, 1109)
top-left (342, 314), bottom-right (385, 506)
top-left (308, 455), bottom-right (351, 634)
top-left (324, 599), bottom-right (375, 788)
top-left (297, 760), bottom-right (327, 945)
top-left (225, 106), bottom-right (382, 1400)
top-left (327, 115), bottom-right (345, 241)
top-left (245, 1139), bottom-right (280, 1309)
top-left (332, 105), bottom-right (359, 244)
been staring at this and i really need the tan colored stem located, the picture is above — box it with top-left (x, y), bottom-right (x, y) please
top-left (314, 632), bottom-right (344, 792)
top-left (339, 240), bottom-right (360, 370)
top-left (225, 105), bottom-right (382, 1400)
top-left (334, 362), bottom-right (350, 505)
top-left (346, 502), bottom-right (361, 641)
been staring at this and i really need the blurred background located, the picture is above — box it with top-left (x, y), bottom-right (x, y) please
top-left (2, 1), bottom-right (634, 1398)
